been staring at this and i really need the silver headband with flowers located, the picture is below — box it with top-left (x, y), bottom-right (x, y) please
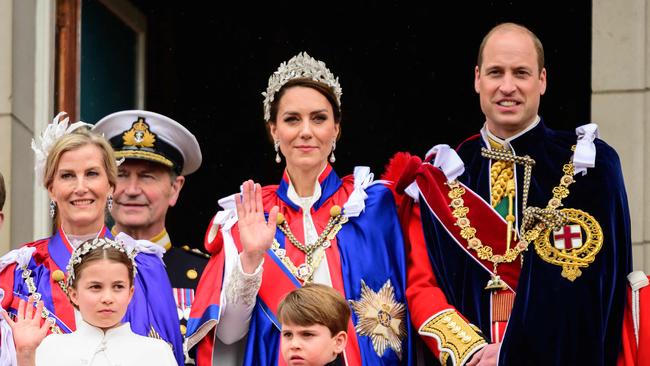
top-left (262, 52), bottom-right (343, 121)
top-left (65, 237), bottom-right (137, 288)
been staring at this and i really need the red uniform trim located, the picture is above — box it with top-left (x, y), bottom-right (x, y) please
top-left (455, 133), bottom-right (481, 152)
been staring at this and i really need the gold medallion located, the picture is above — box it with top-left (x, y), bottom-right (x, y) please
top-left (533, 208), bottom-right (603, 281)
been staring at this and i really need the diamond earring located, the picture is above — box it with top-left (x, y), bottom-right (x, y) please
top-left (329, 141), bottom-right (336, 163)
top-left (49, 200), bottom-right (57, 218)
top-left (274, 140), bottom-right (281, 163)
top-left (107, 195), bottom-right (113, 211)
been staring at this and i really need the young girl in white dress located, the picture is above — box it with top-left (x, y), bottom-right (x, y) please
top-left (1, 237), bottom-right (177, 366)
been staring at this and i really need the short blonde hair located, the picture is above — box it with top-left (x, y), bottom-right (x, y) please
top-left (277, 283), bottom-right (350, 336)
top-left (43, 127), bottom-right (117, 190)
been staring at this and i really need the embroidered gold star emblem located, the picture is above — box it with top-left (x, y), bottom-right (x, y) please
top-left (349, 279), bottom-right (407, 359)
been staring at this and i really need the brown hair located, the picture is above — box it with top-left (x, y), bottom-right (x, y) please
top-left (477, 22), bottom-right (545, 74)
top-left (0, 171), bottom-right (5, 211)
top-left (267, 78), bottom-right (342, 133)
top-left (43, 127), bottom-right (117, 190)
top-left (68, 243), bottom-right (135, 309)
top-left (277, 283), bottom-right (350, 336)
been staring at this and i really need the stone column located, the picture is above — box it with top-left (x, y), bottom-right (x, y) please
top-left (0, 0), bottom-right (54, 254)
top-left (592, 0), bottom-right (650, 272)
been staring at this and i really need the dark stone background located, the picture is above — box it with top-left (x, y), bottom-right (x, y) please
top-left (129, 0), bottom-right (592, 249)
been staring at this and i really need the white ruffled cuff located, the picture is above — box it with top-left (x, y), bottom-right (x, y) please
top-left (225, 255), bottom-right (263, 308)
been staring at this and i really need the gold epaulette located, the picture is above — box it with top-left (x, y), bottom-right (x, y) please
top-left (419, 310), bottom-right (487, 365)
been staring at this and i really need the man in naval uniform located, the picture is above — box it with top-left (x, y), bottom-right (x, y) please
top-left (94, 110), bottom-right (208, 365)
top-left (390, 23), bottom-right (632, 365)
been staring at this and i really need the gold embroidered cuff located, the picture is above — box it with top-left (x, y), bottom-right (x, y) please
top-left (419, 310), bottom-right (487, 366)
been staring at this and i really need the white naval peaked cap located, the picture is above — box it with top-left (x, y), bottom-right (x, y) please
top-left (93, 110), bottom-right (202, 176)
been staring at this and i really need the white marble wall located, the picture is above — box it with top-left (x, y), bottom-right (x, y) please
top-left (592, 0), bottom-right (650, 272)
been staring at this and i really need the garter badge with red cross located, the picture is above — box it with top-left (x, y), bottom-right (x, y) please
top-left (552, 224), bottom-right (583, 250)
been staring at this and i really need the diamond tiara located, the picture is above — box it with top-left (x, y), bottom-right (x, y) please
top-left (66, 237), bottom-right (137, 288)
top-left (262, 52), bottom-right (343, 121)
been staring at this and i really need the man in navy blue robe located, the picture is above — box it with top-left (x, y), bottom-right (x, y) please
top-left (394, 22), bottom-right (632, 366)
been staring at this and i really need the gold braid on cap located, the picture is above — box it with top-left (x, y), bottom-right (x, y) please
top-left (66, 237), bottom-right (137, 288)
top-left (262, 52), bottom-right (342, 121)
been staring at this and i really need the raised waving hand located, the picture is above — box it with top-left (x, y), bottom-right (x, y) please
top-left (237, 180), bottom-right (279, 273)
top-left (1, 296), bottom-right (50, 366)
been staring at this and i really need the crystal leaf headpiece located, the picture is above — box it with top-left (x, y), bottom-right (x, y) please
top-left (262, 52), bottom-right (343, 121)
top-left (66, 237), bottom-right (137, 288)
top-left (31, 112), bottom-right (93, 185)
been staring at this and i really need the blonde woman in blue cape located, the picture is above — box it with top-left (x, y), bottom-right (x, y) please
top-left (1, 237), bottom-right (177, 366)
top-left (0, 114), bottom-right (183, 365)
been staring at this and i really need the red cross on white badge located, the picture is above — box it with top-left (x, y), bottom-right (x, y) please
top-left (553, 224), bottom-right (583, 249)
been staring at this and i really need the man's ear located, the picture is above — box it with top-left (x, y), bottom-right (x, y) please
top-left (168, 175), bottom-right (185, 207)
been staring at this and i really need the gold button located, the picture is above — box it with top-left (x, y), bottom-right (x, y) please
top-left (186, 269), bottom-right (198, 280)
top-left (180, 324), bottom-right (187, 335)
top-left (182, 245), bottom-right (190, 251)
top-left (51, 270), bottom-right (65, 282)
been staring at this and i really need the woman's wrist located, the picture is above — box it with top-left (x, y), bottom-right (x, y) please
top-left (16, 347), bottom-right (37, 365)
top-left (240, 251), bottom-right (265, 274)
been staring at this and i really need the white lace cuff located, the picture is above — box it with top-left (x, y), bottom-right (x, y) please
top-left (225, 255), bottom-right (263, 307)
